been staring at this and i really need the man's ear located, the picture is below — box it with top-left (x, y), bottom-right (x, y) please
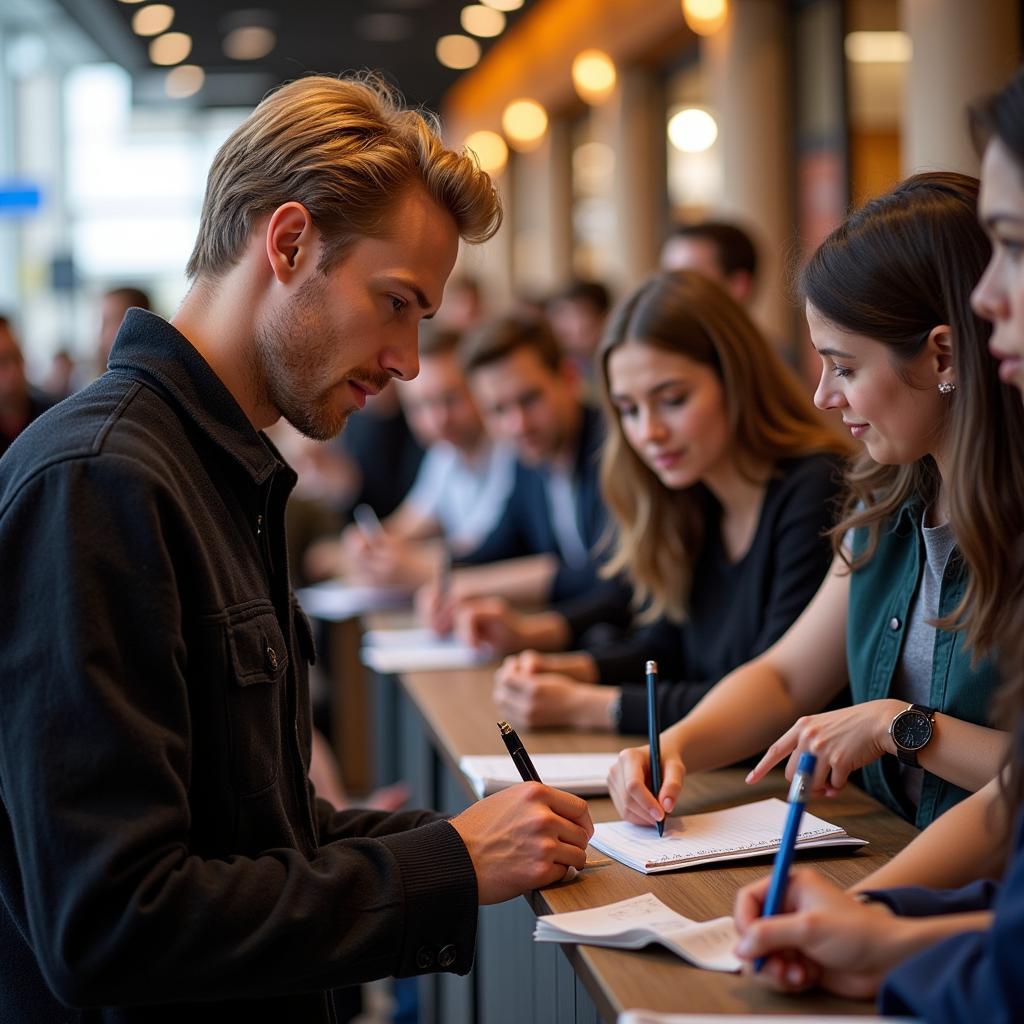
top-left (927, 324), bottom-right (955, 384)
top-left (265, 202), bottom-right (318, 284)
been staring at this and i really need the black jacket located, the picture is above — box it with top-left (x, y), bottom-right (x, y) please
top-left (0, 310), bottom-right (477, 1023)
top-left (459, 404), bottom-right (608, 601)
top-left (568, 454), bottom-right (845, 733)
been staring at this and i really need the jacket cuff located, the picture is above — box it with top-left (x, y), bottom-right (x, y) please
top-left (863, 879), bottom-right (1000, 917)
top-left (617, 686), bottom-right (649, 735)
top-left (379, 819), bottom-right (479, 977)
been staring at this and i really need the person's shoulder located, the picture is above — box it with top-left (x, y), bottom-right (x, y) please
top-left (775, 450), bottom-right (846, 495)
top-left (0, 374), bottom-right (181, 512)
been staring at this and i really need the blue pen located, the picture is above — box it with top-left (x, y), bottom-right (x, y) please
top-left (646, 659), bottom-right (664, 837)
top-left (753, 751), bottom-right (817, 972)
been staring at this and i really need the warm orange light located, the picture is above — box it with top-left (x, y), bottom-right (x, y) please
top-left (464, 130), bottom-right (508, 175)
top-left (149, 31), bottom-right (192, 65)
top-left (165, 64), bottom-right (204, 98)
top-left (501, 98), bottom-right (548, 151)
top-left (460, 4), bottom-right (505, 38)
top-left (571, 49), bottom-right (616, 105)
top-left (682, 0), bottom-right (728, 36)
top-left (436, 34), bottom-right (481, 70)
top-left (132, 4), bottom-right (174, 36)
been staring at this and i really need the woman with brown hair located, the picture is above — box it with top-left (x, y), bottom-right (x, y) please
top-left (609, 171), bottom-right (1024, 832)
top-left (726, 68), bottom-right (1024, 1020)
top-left (461, 269), bottom-right (850, 734)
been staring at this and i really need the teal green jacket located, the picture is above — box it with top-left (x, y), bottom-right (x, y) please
top-left (847, 500), bottom-right (1001, 828)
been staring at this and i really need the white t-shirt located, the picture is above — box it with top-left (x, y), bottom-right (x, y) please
top-left (404, 440), bottom-right (517, 554)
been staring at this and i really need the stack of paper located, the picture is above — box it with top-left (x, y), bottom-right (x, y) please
top-left (459, 752), bottom-right (619, 798)
top-left (590, 797), bottom-right (866, 874)
top-left (360, 627), bottom-right (494, 673)
top-left (535, 893), bottom-right (741, 973)
top-left (296, 580), bottom-right (411, 622)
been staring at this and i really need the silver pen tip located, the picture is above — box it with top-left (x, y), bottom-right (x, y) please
top-left (645, 660), bottom-right (658, 674)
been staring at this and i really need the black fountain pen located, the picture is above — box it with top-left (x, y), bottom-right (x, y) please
top-left (497, 720), bottom-right (543, 783)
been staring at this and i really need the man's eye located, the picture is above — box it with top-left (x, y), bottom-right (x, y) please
top-left (390, 296), bottom-right (407, 314)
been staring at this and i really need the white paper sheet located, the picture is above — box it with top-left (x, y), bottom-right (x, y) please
top-left (534, 893), bottom-right (741, 973)
top-left (360, 627), bottom-right (494, 672)
top-left (459, 752), bottom-right (619, 797)
top-left (296, 580), bottom-right (411, 621)
top-left (590, 798), bottom-right (866, 874)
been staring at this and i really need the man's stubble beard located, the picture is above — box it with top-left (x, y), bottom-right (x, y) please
top-left (251, 278), bottom-right (353, 442)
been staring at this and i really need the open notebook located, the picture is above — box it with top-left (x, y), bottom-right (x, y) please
top-left (535, 893), bottom-right (741, 973)
top-left (360, 627), bottom-right (495, 673)
top-left (459, 752), bottom-right (619, 798)
top-left (590, 797), bottom-right (866, 874)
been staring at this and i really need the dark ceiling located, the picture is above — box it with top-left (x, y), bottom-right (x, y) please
top-left (54, 0), bottom-right (534, 111)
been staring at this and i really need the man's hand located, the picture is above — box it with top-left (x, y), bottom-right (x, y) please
top-left (455, 597), bottom-right (528, 653)
top-left (492, 670), bottom-right (616, 730)
top-left (606, 744), bottom-right (684, 825)
top-left (450, 783), bottom-right (594, 904)
top-left (499, 649), bottom-right (599, 683)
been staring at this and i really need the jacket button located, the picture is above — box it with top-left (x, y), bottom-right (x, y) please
top-left (889, 617), bottom-right (901, 631)
top-left (438, 944), bottom-right (457, 968)
top-left (415, 946), bottom-right (434, 970)
top-left (266, 646), bottom-right (278, 669)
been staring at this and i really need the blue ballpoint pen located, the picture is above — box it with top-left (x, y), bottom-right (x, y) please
top-left (753, 751), bottom-right (817, 972)
top-left (646, 659), bottom-right (664, 837)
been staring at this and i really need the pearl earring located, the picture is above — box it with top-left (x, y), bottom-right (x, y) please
top-left (938, 381), bottom-right (956, 394)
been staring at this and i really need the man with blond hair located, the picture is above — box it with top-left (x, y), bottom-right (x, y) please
top-left (0, 75), bottom-right (592, 1022)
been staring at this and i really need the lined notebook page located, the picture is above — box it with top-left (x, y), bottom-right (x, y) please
top-left (459, 753), bottom-right (618, 797)
top-left (590, 797), bottom-right (865, 873)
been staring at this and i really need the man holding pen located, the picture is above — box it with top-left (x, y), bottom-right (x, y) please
top-left (0, 75), bottom-right (592, 1023)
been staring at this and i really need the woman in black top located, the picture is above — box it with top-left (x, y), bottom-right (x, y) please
top-left (459, 270), bottom-right (851, 732)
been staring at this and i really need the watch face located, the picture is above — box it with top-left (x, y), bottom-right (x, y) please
top-left (893, 710), bottom-right (932, 751)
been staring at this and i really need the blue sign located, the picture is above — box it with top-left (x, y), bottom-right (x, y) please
top-left (0, 181), bottom-right (42, 215)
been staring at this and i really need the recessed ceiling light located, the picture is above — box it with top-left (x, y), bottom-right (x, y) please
top-left (165, 64), bottom-right (204, 98)
top-left (480, 0), bottom-right (523, 10)
top-left (132, 4), bottom-right (175, 37)
top-left (149, 31), bottom-right (192, 66)
top-left (356, 13), bottom-right (414, 42)
top-left (436, 34), bottom-right (481, 70)
top-left (460, 4), bottom-right (505, 38)
top-left (224, 26), bottom-right (276, 61)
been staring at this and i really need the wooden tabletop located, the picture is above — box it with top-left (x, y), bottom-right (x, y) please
top-left (401, 666), bottom-right (919, 1019)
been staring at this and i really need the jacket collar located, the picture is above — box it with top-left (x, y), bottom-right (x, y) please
top-left (107, 309), bottom-right (281, 485)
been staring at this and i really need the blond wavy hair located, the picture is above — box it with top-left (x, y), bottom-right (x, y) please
top-left (598, 271), bottom-right (851, 623)
top-left (187, 74), bottom-right (502, 279)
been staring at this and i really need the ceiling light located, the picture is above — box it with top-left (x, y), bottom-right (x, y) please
top-left (460, 4), bottom-right (505, 38)
top-left (668, 108), bottom-right (718, 152)
top-left (436, 34), bottom-right (481, 70)
top-left (572, 49), bottom-right (616, 105)
top-left (480, 0), bottom-right (523, 9)
top-left (149, 31), bottom-right (192, 65)
top-left (844, 31), bottom-right (912, 63)
top-left (502, 98), bottom-right (548, 151)
top-left (224, 26), bottom-right (276, 60)
top-left (165, 64), bottom-right (204, 98)
top-left (682, 0), bottom-right (728, 36)
top-left (132, 4), bottom-right (174, 37)
top-left (464, 130), bottom-right (508, 175)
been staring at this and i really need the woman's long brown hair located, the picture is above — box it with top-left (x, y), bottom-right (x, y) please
top-left (801, 172), bottom-right (1024, 666)
top-left (596, 270), bottom-right (851, 623)
top-left (970, 71), bottom-right (1024, 819)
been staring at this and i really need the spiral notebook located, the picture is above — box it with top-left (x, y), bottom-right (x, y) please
top-left (589, 797), bottom-right (866, 874)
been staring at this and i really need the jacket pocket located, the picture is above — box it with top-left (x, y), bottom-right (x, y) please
top-left (224, 604), bottom-right (287, 795)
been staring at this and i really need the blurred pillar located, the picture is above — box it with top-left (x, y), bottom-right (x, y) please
top-left (605, 67), bottom-right (664, 292)
top-left (902, 0), bottom-right (1020, 176)
top-left (510, 118), bottom-right (573, 299)
top-left (704, 0), bottom-right (793, 344)
top-left (0, 30), bottom-right (17, 309)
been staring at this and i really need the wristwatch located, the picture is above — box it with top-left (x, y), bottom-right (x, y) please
top-left (888, 703), bottom-right (937, 767)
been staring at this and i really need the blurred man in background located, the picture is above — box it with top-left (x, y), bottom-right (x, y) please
top-left (0, 316), bottom-right (53, 458)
